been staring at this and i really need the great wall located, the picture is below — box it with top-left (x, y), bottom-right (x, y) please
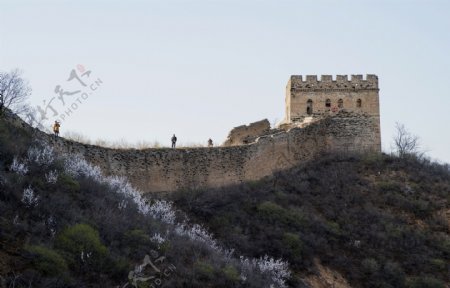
top-left (10, 74), bottom-right (382, 194)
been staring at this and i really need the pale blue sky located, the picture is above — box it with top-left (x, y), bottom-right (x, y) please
top-left (1, 0), bottom-right (449, 162)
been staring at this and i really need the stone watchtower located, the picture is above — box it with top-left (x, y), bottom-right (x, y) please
top-left (282, 74), bottom-right (381, 152)
top-left (32, 74), bottom-right (382, 194)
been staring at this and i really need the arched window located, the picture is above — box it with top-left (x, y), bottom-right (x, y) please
top-left (357, 99), bottom-right (362, 108)
top-left (338, 99), bottom-right (343, 108)
top-left (325, 99), bottom-right (331, 108)
top-left (306, 99), bottom-right (313, 115)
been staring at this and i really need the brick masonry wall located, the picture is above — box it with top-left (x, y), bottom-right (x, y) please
top-left (3, 73), bottom-right (381, 194)
top-left (285, 74), bottom-right (380, 123)
top-left (46, 111), bottom-right (380, 194)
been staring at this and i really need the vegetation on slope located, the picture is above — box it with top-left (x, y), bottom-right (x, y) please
top-left (0, 112), bottom-right (289, 287)
top-left (172, 153), bottom-right (450, 287)
top-left (1, 110), bottom-right (449, 288)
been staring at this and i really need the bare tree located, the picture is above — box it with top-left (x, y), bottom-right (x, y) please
top-left (0, 69), bottom-right (31, 114)
top-left (393, 122), bottom-right (421, 158)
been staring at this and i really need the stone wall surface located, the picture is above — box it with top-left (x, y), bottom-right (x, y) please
top-left (283, 74), bottom-right (381, 156)
top-left (45, 112), bottom-right (380, 194)
top-left (223, 119), bottom-right (271, 146)
top-left (3, 74), bottom-right (382, 194)
top-left (285, 74), bottom-right (380, 124)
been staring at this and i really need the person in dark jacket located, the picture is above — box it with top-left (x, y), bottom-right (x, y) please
top-left (171, 134), bottom-right (177, 148)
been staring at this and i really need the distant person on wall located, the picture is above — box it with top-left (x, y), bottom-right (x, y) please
top-left (208, 138), bottom-right (213, 147)
top-left (53, 121), bottom-right (60, 138)
top-left (171, 134), bottom-right (177, 148)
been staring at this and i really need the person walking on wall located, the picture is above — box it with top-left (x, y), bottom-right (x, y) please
top-left (208, 138), bottom-right (213, 147)
top-left (171, 134), bottom-right (177, 148)
top-left (53, 120), bottom-right (60, 138)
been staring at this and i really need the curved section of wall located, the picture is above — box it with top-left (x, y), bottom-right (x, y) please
top-left (48, 111), bottom-right (380, 194)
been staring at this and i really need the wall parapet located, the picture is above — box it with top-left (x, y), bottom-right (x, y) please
top-left (289, 74), bottom-right (378, 91)
top-left (2, 72), bottom-right (381, 195)
top-left (42, 111), bottom-right (380, 194)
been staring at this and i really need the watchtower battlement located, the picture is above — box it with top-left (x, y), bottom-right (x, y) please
top-left (3, 74), bottom-right (380, 194)
top-left (289, 74), bottom-right (378, 91)
top-left (284, 74), bottom-right (380, 126)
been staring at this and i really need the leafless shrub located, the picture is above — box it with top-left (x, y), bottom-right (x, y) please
top-left (45, 170), bottom-right (59, 184)
top-left (27, 145), bottom-right (55, 166)
top-left (22, 186), bottom-right (39, 208)
top-left (392, 122), bottom-right (421, 158)
top-left (10, 157), bottom-right (28, 175)
top-left (0, 69), bottom-right (31, 114)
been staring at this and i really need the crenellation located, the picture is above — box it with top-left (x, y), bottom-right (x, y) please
top-left (0, 74), bottom-right (382, 195)
top-left (291, 75), bottom-right (302, 82)
top-left (321, 75), bottom-right (333, 82)
top-left (284, 74), bottom-right (380, 153)
top-left (306, 75), bottom-right (318, 82)
top-left (366, 74), bottom-right (378, 86)
top-left (290, 74), bottom-right (378, 90)
top-left (336, 75), bottom-right (348, 82)
top-left (351, 74), bottom-right (363, 82)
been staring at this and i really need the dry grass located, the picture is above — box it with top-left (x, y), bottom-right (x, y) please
top-left (63, 131), bottom-right (205, 149)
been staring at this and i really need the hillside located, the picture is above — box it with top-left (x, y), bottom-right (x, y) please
top-left (171, 153), bottom-right (450, 287)
top-left (0, 110), bottom-right (449, 288)
top-left (0, 111), bottom-right (289, 287)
